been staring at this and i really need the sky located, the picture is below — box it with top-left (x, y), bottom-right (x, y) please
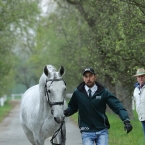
top-left (40, 0), bottom-right (56, 15)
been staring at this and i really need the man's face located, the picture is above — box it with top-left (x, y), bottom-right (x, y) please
top-left (136, 74), bottom-right (145, 85)
top-left (83, 72), bottom-right (96, 87)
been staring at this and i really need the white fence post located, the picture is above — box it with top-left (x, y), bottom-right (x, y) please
top-left (0, 95), bottom-right (7, 107)
top-left (0, 97), bottom-right (4, 106)
top-left (0, 94), bottom-right (23, 107)
top-left (12, 94), bottom-right (14, 100)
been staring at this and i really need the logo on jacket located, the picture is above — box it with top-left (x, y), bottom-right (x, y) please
top-left (96, 96), bottom-right (102, 99)
top-left (80, 127), bottom-right (89, 131)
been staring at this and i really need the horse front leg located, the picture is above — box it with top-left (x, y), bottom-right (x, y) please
top-left (33, 134), bottom-right (44, 145)
top-left (56, 123), bottom-right (66, 145)
top-left (33, 139), bottom-right (44, 145)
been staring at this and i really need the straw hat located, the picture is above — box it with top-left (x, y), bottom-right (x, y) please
top-left (134, 68), bottom-right (145, 77)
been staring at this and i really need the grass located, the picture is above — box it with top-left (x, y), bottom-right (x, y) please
top-left (69, 110), bottom-right (145, 145)
top-left (107, 111), bottom-right (145, 145)
top-left (0, 100), bottom-right (13, 123)
top-left (1, 98), bottom-right (144, 144)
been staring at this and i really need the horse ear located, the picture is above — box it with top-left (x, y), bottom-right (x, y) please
top-left (44, 66), bottom-right (49, 76)
top-left (59, 66), bottom-right (65, 76)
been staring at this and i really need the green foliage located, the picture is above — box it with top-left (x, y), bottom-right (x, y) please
top-left (15, 58), bottom-right (38, 89)
top-left (22, 0), bottom-right (145, 96)
top-left (61, 0), bottom-right (145, 90)
top-left (29, 2), bottom-right (102, 88)
top-left (1, 0), bottom-right (144, 115)
top-left (0, 0), bottom-right (40, 95)
top-left (0, 52), bottom-right (16, 96)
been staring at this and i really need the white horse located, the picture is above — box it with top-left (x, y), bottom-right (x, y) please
top-left (20, 65), bottom-right (67, 145)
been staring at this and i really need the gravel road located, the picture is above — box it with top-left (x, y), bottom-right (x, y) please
top-left (0, 100), bottom-right (82, 145)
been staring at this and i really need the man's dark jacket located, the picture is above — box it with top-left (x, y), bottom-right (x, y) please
top-left (66, 81), bottom-right (130, 132)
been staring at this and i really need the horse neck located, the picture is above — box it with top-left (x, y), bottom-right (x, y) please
top-left (38, 74), bottom-right (50, 112)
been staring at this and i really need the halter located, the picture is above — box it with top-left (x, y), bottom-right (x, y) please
top-left (45, 78), bottom-right (66, 107)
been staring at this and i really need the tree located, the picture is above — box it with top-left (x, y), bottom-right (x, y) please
top-left (55, 0), bottom-right (145, 117)
top-left (0, 0), bottom-right (40, 96)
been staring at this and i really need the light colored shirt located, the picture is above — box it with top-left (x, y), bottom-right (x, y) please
top-left (85, 84), bottom-right (98, 97)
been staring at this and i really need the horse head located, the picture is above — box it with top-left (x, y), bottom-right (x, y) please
top-left (44, 65), bottom-right (66, 123)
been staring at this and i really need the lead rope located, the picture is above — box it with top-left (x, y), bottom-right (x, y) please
top-left (50, 117), bottom-right (66, 145)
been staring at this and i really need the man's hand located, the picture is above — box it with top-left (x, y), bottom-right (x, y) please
top-left (64, 108), bottom-right (70, 117)
top-left (124, 120), bottom-right (133, 134)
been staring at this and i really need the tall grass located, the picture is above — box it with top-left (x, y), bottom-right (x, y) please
top-left (70, 111), bottom-right (145, 145)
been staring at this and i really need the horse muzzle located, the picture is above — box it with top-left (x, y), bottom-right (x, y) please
top-left (54, 116), bottom-right (64, 124)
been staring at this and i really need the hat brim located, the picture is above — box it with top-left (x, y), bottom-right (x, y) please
top-left (133, 73), bottom-right (145, 77)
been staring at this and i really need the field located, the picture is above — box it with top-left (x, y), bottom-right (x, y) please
top-left (70, 111), bottom-right (145, 145)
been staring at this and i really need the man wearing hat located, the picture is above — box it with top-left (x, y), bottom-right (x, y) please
top-left (64, 67), bottom-right (132, 145)
top-left (133, 68), bottom-right (145, 138)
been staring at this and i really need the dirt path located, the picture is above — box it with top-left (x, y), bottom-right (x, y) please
top-left (0, 100), bottom-right (82, 145)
